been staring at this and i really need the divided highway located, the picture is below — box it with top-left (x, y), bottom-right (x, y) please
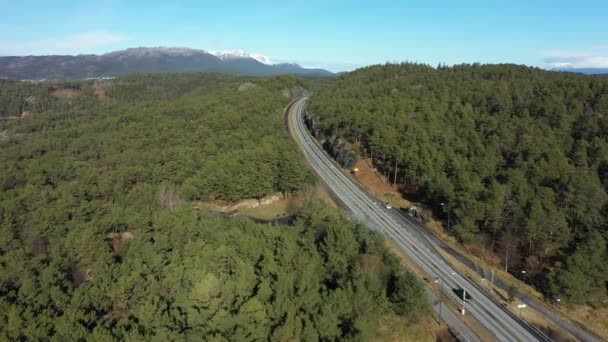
top-left (289, 97), bottom-right (553, 342)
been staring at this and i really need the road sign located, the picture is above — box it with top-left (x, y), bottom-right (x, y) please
top-left (517, 304), bottom-right (527, 309)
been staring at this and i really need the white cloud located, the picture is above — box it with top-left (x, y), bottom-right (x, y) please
top-left (0, 31), bottom-right (127, 56)
top-left (542, 48), bottom-right (608, 69)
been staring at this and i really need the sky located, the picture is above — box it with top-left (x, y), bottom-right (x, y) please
top-left (1, 0), bottom-right (607, 72)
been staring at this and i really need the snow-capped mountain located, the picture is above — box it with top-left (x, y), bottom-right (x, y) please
top-left (212, 50), bottom-right (275, 65)
top-left (0, 47), bottom-right (334, 79)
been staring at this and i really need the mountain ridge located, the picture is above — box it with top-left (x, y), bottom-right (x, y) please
top-left (0, 47), bottom-right (333, 79)
top-left (548, 66), bottom-right (608, 75)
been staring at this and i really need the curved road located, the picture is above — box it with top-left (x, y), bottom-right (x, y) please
top-left (289, 97), bottom-right (557, 342)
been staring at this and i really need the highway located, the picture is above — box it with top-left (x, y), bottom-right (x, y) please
top-left (288, 97), bottom-right (553, 342)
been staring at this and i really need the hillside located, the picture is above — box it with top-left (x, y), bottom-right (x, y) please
top-left (0, 74), bottom-right (429, 340)
top-left (308, 63), bottom-right (608, 306)
top-left (0, 47), bottom-right (334, 80)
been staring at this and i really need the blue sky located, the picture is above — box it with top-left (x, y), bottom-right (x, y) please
top-left (1, 0), bottom-right (607, 72)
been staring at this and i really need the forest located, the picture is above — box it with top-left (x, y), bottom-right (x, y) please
top-left (0, 74), bottom-right (429, 339)
top-left (308, 63), bottom-right (608, 306)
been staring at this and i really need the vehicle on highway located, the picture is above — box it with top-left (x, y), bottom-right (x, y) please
top-left (383, 202), bottom-right (392, 209)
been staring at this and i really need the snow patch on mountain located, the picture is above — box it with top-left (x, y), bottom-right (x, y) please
top-left (212, 50), bottom-right (275, 65)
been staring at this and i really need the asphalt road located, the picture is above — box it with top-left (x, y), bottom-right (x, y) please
top-left (289, 97), bottom-right (554, 342)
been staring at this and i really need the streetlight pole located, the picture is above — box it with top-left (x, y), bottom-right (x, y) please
top-left (434, 277), bottom-right (443, 324)
top-left (521, 270), bottom-right (527, 283)
top-left (461, 288), bottom-right (467, 315)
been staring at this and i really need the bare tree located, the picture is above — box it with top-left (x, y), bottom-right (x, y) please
top-left (155, 183), bottom-right (183, 210)
top-left (498, 226), bottom-right (520, 273)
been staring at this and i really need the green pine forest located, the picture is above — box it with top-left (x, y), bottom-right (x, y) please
top-left (308, 63), bottom-right (608, 306)
top-left (0, 74), bottom-right (429, 340)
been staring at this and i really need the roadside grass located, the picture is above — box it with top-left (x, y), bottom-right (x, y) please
top-left (563, 305), bottom-right (608, 341)
top-left (374, 315), bottom-right (437, 342)
top-left (352, 158), bottom-right (411, 209)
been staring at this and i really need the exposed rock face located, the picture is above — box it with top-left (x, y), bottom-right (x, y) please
top-left (259, 195), bottom-right (281, 206)
top-left (215, 194), bottom-right (281, 211)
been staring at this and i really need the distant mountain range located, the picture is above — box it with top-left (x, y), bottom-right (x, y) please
top-left (0, 47), bottom-right (334, 80)
top-left (549, 67), bottom-right (608, 75)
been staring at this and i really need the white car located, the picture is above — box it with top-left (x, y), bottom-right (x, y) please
top-left (383, 202), bottom-right (392, 209)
